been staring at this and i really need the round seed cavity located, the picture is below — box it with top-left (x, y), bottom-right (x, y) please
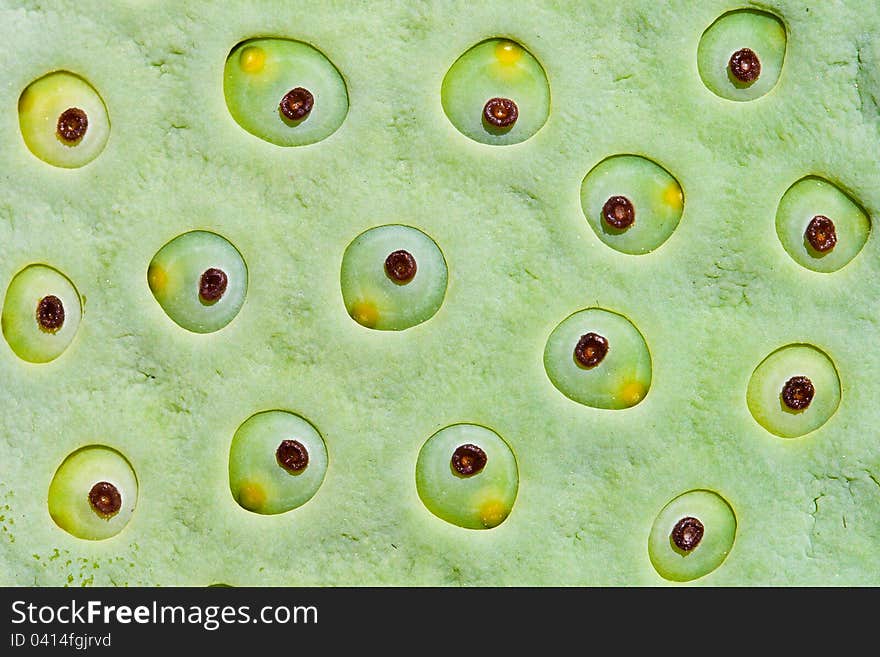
top-left (384, 249), bottom-right (417, 284)
top-left (276, 439), bottom-right (309, 474)
top-left (574, 332), bottom-right (609, 369)
top-left (728, 47), bottom-right (761, 83)
top-left (805, 215), bottom-right (837, 253)
top-left (781, 375), bottom-right (814, 411)
top-left (56, 107), bottom-right (88, 143)
top-left (670, 516), bottom-right (704, 552)
top-left (48, 445), bottom-right (137, 541)
top-left (36, 295), bottom-right (65, 333)
top-left (747, 343), bottom-right (840, 438)
top-left (451, 444), bottom-right (487, 477)
top-left (199, 268), bottom-right (228, 303)
top-left (441, 38), bottom-right (549, 146)
top-left (416, 423), bottom-right (518, 530)
top-left (602, 195), bottom-right (635, 230)
top-left (649, 490), bottom-right (736, 582)
top-left (229, 411), bottom-right (328, 515)
top-left (280, 87), bottom-right (314, 121)
top-left (88, 481), bottom-right (122, 519)
top-left (483, 97), bottom-right (518, 128)
top-left (545, 308), bottom-right (651, 409)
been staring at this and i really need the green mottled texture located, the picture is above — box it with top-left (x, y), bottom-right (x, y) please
top-left (0, 0), bottom-right (878, 587)
top-left (544, 308), bottom-right (651, 409)
top-left (415, 424), bottom-right (518, 530)
top-left (747, 344), bottom-right (841, 439)
top-left (776, 177), bottom-right (870, 273)
top-left (648, 489), bottom-right (736, 582)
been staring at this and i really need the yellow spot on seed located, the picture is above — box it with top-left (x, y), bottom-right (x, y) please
top-left (237, 482), bottom-right (266, 512)
top-left (479, 500), bottom-right (509, 528)
top-left (495, 41), bottom-right (523, 65)
top-left (620, 381), bottom-right (647, 407)
top-left (147, 264), bottom-right (167, 293)
top-left (350, 300), bottom-right (379, 328)
top-left (663, 183), bottom-right (683, 210)
top-left (239, 46), bottom-right (266, 73)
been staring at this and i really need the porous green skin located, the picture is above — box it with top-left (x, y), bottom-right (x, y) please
top-left (1, 0), bottom-right (879, 587)
top-left (228, 410), bottom-right (328, 515)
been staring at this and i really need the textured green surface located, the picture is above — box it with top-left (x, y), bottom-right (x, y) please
top-left (0, 0), bottom-right (879, 586)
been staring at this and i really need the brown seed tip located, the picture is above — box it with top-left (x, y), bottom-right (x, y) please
top-left (57, 107), bottom-right (89, 143)
top-left (280, 87), bottom-right (314, 121)
top-left (451, 443), bottom-right (487, 477)
top-left (88, 481), bottom-right (122, 519)
top-left (199, 268), bottom-right (228, 303)
top-left (805, 215), bottom-right (837, 253)
top-left (574, 332), bottom-right (609, 369)
top-left (782, 375), bottom-right (814, 411)
top-left (483, 97), bottom-right (518, 128)
top-left (728, 48), bottom-right (761, 83)
top-left (384, 250), bottom-right (417, 283)
top-left (36, 295), bottom-right (65, 333)
top-left (602, 196), bottom-right (635, 230)
top-left (276, 439), bottom-right (309, 474)
top-left (671, 516), bottom-right (704, 552)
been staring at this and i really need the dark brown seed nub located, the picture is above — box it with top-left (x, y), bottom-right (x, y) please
top-left (602, 196), bottom-right (635, 230)
top-left (782, 375), bottom-right (814, 410)
top-left (36, 295), bottom-right (65, 333)
top-left (199, 268), bottom-right (228, 303)
top-left (483, 97), bottom-right (518, 128)
top-left (56, 107), bottom-right (89, 143)
top-left (276, 439), bottom-right (309, 474)
top-left (280, 87), bottom-right (314, 121)
top-left (671, 516), bottom-right (704, 552)
top-left (384, 250), bottom-right (417, 283)
top-left (805, 215), bottom-right (837, 253)
top-left (451, 444), bottom-right (487, 477)
top-left (88, 481), bottom-right (122, 518)
top-left (574, 332), bottom-right (609, 369)
top-left (728, 48), bottom-right (761, 83)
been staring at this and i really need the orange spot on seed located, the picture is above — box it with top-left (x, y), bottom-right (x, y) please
top-left (147, 264), bottom-right (167, 293)
top-left (479, 500), bottom-right (509, 528)
top-left (620, 381), bottom-right (647, 407)
top-left (495, 41), bottom-right (523, 65)
top-left (239, 46), bottom-right (266, 73)
top-left (663, 184), bottom-right (683, 209)
top-left (350, 300), bottom-right (379, 328)
top-left (237, 482), bottom-right (266, 512)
